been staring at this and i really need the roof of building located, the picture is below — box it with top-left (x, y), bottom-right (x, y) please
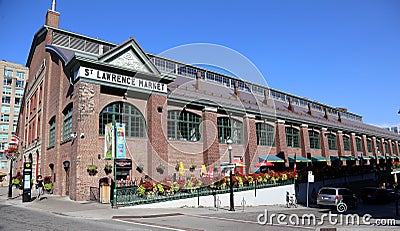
top-left (32, 26), bottom-right (400, 141)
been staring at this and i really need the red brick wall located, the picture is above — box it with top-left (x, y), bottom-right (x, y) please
top-left (244, 116), bottom-right (257, 174)
top-left (202, 110), bottom-right (220, 166)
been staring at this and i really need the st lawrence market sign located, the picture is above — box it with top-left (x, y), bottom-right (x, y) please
top-left (76, 67), bottom-right (167, 93)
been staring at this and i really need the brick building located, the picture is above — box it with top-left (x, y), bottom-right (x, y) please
top-left (16, 6), bottom-right (400, 201)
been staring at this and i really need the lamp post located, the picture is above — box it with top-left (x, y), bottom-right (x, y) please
top-left (227, 137), bottom-right (235, 211)
top-left (7, 155), bottom-right (17, 198)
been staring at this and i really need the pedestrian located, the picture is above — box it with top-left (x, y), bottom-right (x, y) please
top-left (36, 175), bottom-right (44, 199)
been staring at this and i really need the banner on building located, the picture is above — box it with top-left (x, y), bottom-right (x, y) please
top-left (104, 123), bottom-right (114, 160)
top-left (115, 123), bottom-right (126, 159)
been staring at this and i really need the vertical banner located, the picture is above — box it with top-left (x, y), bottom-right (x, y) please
top-left (115, 122), bottom-right (126, 159)
top-left (104, 123), bottom-right (114, 159)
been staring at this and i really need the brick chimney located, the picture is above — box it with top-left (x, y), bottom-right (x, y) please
top-left (287, 97), bottom-right (294, 112)
top-left (338, 112), bottom-right (342, 123)
top-left (234, 81), bottom-right (240, 99)
top-left (45, 0), bottom-right (60, 28)
top-left (263, 89), bottom-right (269, 105)
top-left (324, 107), bottom-right (329, 120)
top-left (196, 71), bottom-right (202, 91)
top-left (307, 102), bottom-right (313, 116)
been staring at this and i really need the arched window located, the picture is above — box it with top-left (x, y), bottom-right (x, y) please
top-left (62, 104), bottom-right (73, 141)
top-left (256, 123), bottom-right (275, 146)
top-left (327, 134), bottom-right (337, 150)
top-left (384, 142), bottom-right (389, 154)
top-left (48, 116), bottom-right (56, 147)
top-left (392, 142), bottom-right (396, 155)
top-left (167, 110), bottom-right (201, 142)
top-left (367, 139), bottom-right (373, 152)
top-left (286, 127), bottom-right (300, 148)
top-left (343, 136), bottom-right (351, 151)
top-left (356, 138), bottom-right (363, 152)
top-left (309, 130), bottom-right (320, 149)
top-left (218, 117), bottom-right (242, 144)
top-left (99, 102), bottom-right (146, 138)
top-left (376, 140), bottom-right (381, 152)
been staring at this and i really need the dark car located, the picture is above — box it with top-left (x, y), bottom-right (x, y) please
top-left (361, 187), bottom-right (396, 204)
top-left (317, 187), bottom-right (358, 209)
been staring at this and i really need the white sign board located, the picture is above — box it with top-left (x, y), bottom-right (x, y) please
top-left (308, 174), bottom-right (314, 183)
top-left (75, 67), bottom-right (167, 93)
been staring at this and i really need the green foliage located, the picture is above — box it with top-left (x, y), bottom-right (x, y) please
top-left (44, 183), bottom-right (53, 191)
top-left (12, 178), bottom-right (20, 185)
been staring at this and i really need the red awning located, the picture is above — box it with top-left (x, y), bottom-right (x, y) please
top-left (255, 161), bottom-right (274, 167)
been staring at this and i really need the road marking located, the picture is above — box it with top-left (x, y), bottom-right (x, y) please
top-left (114, 218), bottom-right (203, 231)
top-left (187, 214), bottom-right (315, 230)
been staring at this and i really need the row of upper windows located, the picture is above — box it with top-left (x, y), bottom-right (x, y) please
top-left (1, 105), bottom-right (20, 114)
top-left (2, 87), bottom-right (24, 96)
top-left (2, 96), bottom-right (22, 105)
top-left (3, 70), bottom-right (25, 79)
top-left (47, 102), bottom-right (400, 153)
top-left (3, 78), bottom-right (24, 87)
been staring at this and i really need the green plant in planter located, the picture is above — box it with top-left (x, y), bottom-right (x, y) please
top-left (189, 164), bottom-right (197, 172)
top-left (104, 163), bottom-right (113, 174)
top-left (87, 165), bottom-right (98, 176)
top-left (156, 163), bottom-right (165, 174)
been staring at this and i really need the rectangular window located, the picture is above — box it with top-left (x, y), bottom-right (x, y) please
top-left (3, 78), bottom-right (12, 86)
top-left (13, 115), bottom-right (18, 123)
top-left (2, 88), bottom-right (12, 95)
top-left (0, 115), bottom-right (9, 122)
top-left (4, 70), bottom-right (12, 77)
top-left (49, 119), bottom-right (55, 147)
top-left (392, 143), bottom-right (397, 155)
top-left (13, 106), bottom-right (20, 114)
top-left (62, 106), bottom-right (73, 141)
top-left (1, 96), bottom-right (10, 104)
top-left (15, 89), bottom-right (24, 96)
top-left (0, 134), bottom-right (8, 140)
top-left (384, 142), bottom-right (389, 154)
top-left (0, 142), bottom-right (8, 150)
top-left (16, 72), bottom-right (25, 79)
top-left (14, 98), bottom-right (22, 105)
top-left (0, 124), bottom-right (9, 131)
top-left (0, 161), bottom-right (7, 169)
top-left (1, 106), bottom-right (10, 113)
top-left (16, 80), bottom-right (24, 88)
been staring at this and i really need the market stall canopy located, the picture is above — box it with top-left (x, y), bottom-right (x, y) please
top-left (255, 160), bottom-right (274, 167)
top-left (358, 155), bottom-right (371, 160)
top-left (288, 155), bottom-right (311, 163)
top-left (330, 156), bottom-right (357, 161)
top-left (232, 159), bottom-right (245, 167)
top-left (258, 155), bottom-right (284, 163)
top-left (311, 156), bottom-right (329, 162)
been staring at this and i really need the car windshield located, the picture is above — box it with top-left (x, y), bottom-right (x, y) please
top-left (319, 189), bottom-right (336, 195)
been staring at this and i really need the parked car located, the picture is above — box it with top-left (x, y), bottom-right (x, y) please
top-left (317, 187), bottom-right (358, 209)
top-left (360, 187), bottom-right (396, 204)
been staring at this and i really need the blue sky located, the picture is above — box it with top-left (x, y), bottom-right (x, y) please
top-left (0, 0), bottom-right (399, 127)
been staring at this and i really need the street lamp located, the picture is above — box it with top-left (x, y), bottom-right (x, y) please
top-left (227, 137), bottom-right (235, 211)
top-left (7, 155), bottom-right (17, 198)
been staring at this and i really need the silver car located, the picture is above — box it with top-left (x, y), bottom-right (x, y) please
top-left (317, 187), bottom-right (357, 208)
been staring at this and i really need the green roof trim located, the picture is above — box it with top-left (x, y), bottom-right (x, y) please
top-left (311, 156), bottom-right (329, 162)
top-left (288, 156), bottom-right (311, 163)
top-left (259, 155), bottom-right (285, 163)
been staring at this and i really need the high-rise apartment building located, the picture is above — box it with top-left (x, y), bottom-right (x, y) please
top-left (0, 60), bottom-right (28, 184)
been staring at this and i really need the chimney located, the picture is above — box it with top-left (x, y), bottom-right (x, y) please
top-left (338, 112), bottom-right (342, 123)
top-left (287, 97), bottom-right (294, 112)
top-left (234, 81), bottom-right (240, 99)
top-left (45, 0), bottom-right (60, 28)
top-left (307, 102), bottom-right (313, 116)
top-left (263, 89), bottom-right (269, 106)
top-left (324, 107), bottom-right (329, 120)
top-left (196, 71), bottom-right (202, 91)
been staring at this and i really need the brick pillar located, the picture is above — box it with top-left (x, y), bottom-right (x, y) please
top-left (350, 133), bottom-right (357, 157)
top-left (202, 107), bottom-right (219, 166)
top-left (275, 120), bottom-right (288, 167)
top-left (146, 94), bottom-right (168, 178)
top-left (243, 115), bottom-right (257, 174)
top-left (321, 128), bottom-right (330, 165)
top-left (388, 140), bottom-right (393, 156)
top-left (300, 124), bottom-right (310, 158)
top-left (395, 141), bottom-right (399, 156)
top-left (337, 131), bottom-right (345, 157)
top-left (372, 137), bottom-right (378, 157)
top-left (380, 138), bottom-right (386, 156)
top-left (361, 135), bottom-right (370, 165)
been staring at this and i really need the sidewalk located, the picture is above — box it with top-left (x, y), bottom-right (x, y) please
top-left (0, 186), bottom-right (287, 220)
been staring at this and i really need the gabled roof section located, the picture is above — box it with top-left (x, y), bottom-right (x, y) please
top-left (99, 37), bottom-right (163, 77)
